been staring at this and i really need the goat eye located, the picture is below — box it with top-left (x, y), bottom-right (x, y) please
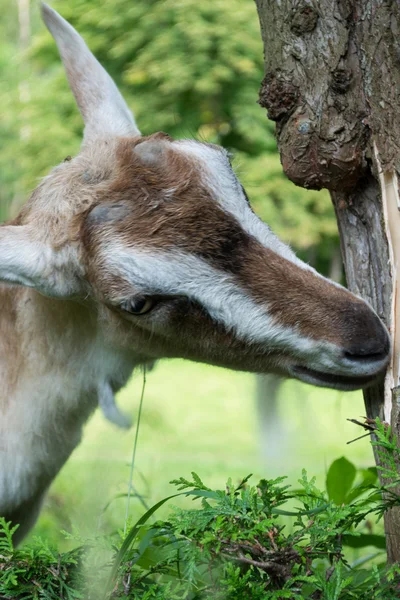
top-left (121, 296), bottom-right (154, 315)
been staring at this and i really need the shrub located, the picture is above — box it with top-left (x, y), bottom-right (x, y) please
top-left (1, 419), bottom-right (400, 599)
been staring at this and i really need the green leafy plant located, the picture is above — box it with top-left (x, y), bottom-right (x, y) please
top-left (0, 517), bottom-right (84, 599)
top-left (1, 419), bottom-right (400, 599)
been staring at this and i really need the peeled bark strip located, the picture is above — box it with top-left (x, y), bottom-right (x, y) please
top-left (255, 0), bottom-right (400, 562)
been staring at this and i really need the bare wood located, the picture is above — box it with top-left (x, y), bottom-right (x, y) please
top-left (255, 0), bottom-right (400, 561)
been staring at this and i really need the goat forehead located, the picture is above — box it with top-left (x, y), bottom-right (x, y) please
top-left (81, 136), bottom-right (304, 278)
top-left (174, 139), bottom-right (237, 196)
top-left (86, 196), bottom-right (250, 278)
top-left (84, 136), bottom-right (300, 272)
top-left (90, 138), bottom-right (244, 252)
top-left (174, 140), bottom-right (301, 266)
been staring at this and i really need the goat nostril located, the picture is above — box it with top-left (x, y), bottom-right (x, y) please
top-left (344, 349), bottom-right (388, 363)
top-left (344, 338), bottom-right (390, 363)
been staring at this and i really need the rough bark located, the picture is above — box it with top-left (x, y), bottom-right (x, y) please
top-left (255, 0), bottom-right (400, 562)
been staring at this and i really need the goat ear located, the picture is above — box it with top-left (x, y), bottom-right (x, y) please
top-left (0, 225), bottom-right (51, 289)
top-left (0, 225), bottom-right (75, 297)
top-left (41, 3), bottom-right (140, 141)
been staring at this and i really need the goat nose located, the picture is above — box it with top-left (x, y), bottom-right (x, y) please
top-left (344, 339), bottom-right (389, 362)
top-left (342, 306), bottom-right (390, 363)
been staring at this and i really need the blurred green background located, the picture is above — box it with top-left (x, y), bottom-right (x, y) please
top-left (1, 0), bottom-right (371, 549)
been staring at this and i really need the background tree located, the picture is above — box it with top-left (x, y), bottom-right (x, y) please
top-left (254, 0), bottom-right (400, 562)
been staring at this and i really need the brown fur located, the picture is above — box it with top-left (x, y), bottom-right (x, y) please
top-left (239, 245), bottom-right (385, 348)
top-left (80, 136), bottom-right (382, 351)
top-left (10, 133), bottom-right (386, 355)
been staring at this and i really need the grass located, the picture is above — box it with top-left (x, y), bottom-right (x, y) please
top-left (28, 359), bottom-right (373, 549)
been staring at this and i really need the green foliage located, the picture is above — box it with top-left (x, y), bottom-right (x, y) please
top-left (371, 419), bottom-right (399, 483)
top-left (326, 457), bottom-right (357, 505)
top-left (2, 419), bottom-right (400, 599)
top-left (0, 518), bottom-right (84, 599)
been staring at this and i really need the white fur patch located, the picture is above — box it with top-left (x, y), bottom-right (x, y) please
top-left (0, 225), bottom-right (82, 297)
top-left (103, 245), bottom-right (360, 369)
top-left (0, 313), bottom-right (135, 513)
top-left (98, 380), bottom-right (131, 428)
top-left (174, 141), bottom-right (305, 265)
top-left (103, 245), bottom-right (389, 379)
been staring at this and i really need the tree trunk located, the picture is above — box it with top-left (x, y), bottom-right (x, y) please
top-left (254, 0), bottom-right (400, 562)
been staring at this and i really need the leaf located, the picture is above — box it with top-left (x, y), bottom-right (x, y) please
top-left (350, 553), bottom-right (383, 569)
top-left (345, 467), bottom-right (378, 503)
top-left (326, 457), bottom-right (356, 505)
top-left (103, 488), bottom-right (218, 598)
top-left (191, 472), bottom-right (211, 491)
top-left (342, 534), bottom-right (386, 550)
top-left (235, 474), bottom-right (253, 491)
top-left (272, 504), bottom-right (330, 516)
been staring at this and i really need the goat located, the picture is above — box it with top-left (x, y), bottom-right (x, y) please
top-left (0, 3), bottom-right (390, 544)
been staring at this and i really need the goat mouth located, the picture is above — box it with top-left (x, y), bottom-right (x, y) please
top-left (291, 365), bottom-right (381, 391)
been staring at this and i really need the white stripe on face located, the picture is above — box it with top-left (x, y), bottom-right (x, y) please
top-left (174, 140), bottom-right (305, 266)
top-left (173, 140), bottom-right (350, 298)
top-left (102, 245), bottom-right (357, 374)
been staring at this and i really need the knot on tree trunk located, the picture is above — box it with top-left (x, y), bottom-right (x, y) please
top-left (290, 4), bottom-right (319, 35)
top-left (279, 111), bottom-right (369, 191)
top-left (258, 72), bottom-right (299, 121)
top-left (330, 67), bottom-right (353, 94)
top-left (258, 67), bottom-right (368, 191)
